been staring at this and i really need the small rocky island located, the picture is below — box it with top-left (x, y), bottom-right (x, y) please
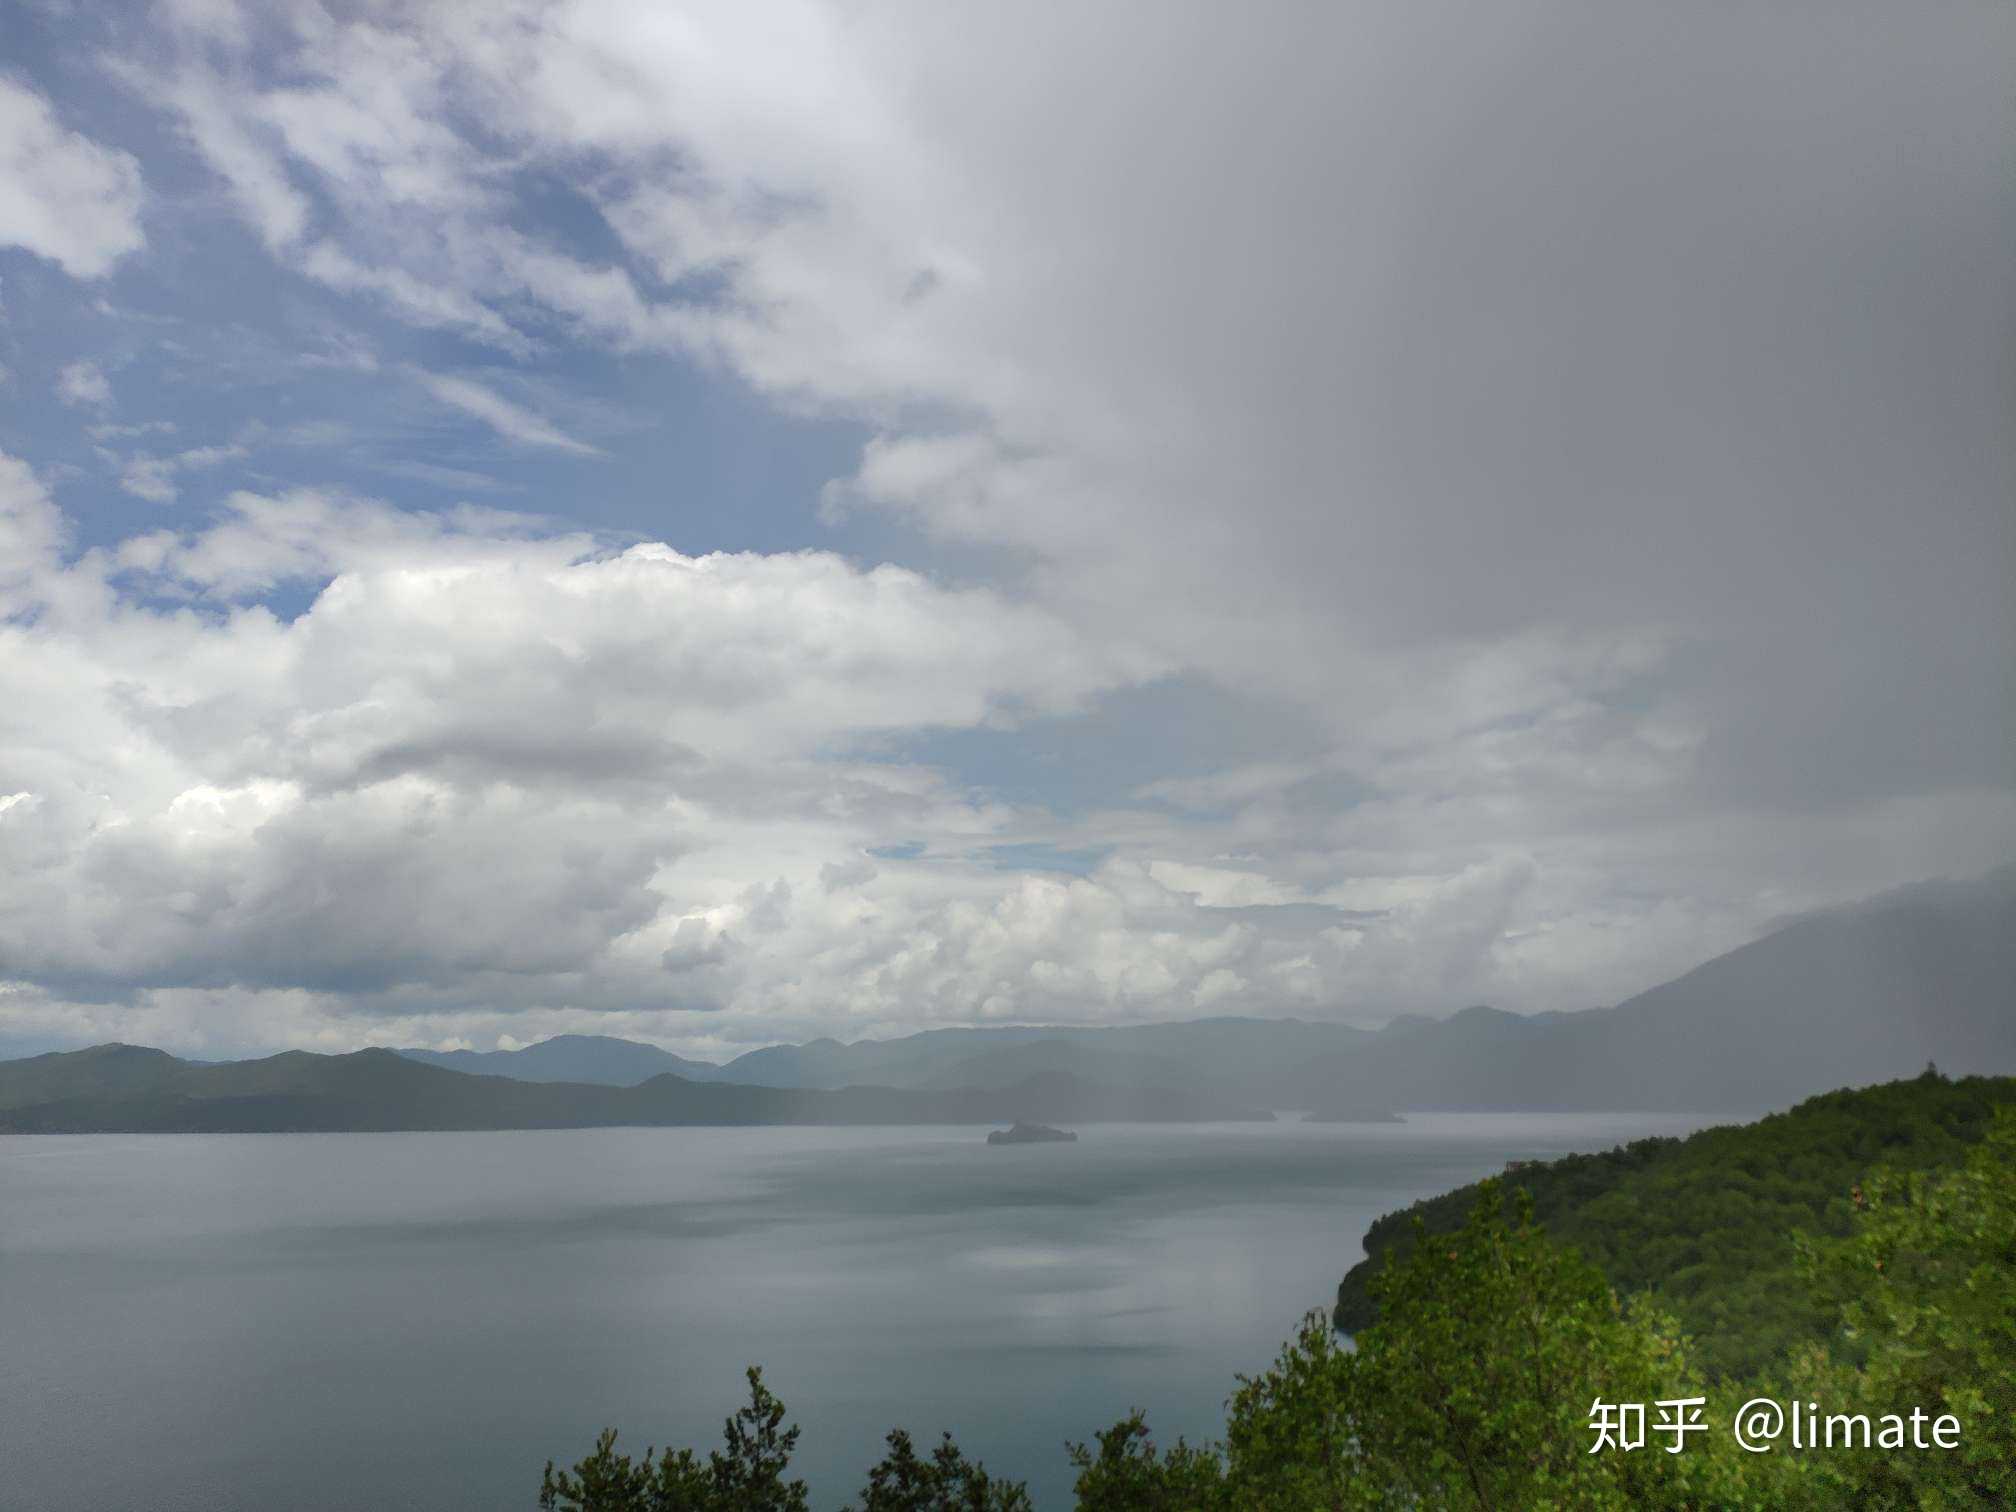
top-left (986, 1121), bottom-right (1078, 1145)
top-left (1302, 1105), bottom-right (1405, 1125)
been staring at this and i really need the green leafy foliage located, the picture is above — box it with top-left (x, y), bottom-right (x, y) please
top-left (1295, 1186), bottom-right (1744, 1506)
top-left (539, 1367), bottom-right (809, 1512)
top-left (850, 1429), bottom-right (1033, 1511)
top-left (1163, 1185), bottom-right (1762, 1509)
top-left (1337, 1071), bottom-right (2016, 1377)
top-left (1066, 1413), bottom-right (1227, 1510)
top-left (1783, 1107), bottom-right (2016, 1508)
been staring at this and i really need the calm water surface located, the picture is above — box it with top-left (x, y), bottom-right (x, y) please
top-left (0, 1113), bottom-right (1713, 1509)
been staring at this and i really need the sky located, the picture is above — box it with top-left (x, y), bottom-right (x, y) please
top-left (0, 0), bottom-right (2011, 1061)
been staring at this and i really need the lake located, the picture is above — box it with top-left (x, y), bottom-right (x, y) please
top-left (0, 1113), bottom-right (1713, 1509)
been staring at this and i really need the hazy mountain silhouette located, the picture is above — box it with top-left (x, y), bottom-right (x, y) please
top-left (397, 1033), bottom-right (726, 1086)
top-left (702, 868), bottom-right (2014, 1114)
top-left (0, 1047), bottom-right (1271, 1133)
top-left (712, 1018), bottom-right (1375, 1097)
top-left (4, 869), bottom-right (2008, 1128)
top-left (1295, 867), bottom-right (2016, 1114)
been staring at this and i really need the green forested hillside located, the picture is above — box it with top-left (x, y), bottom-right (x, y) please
top-left (1335, 1069), bottom-right (2016, 1376)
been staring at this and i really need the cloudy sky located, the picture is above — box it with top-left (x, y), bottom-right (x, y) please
top-left (1, 0), bottom-right (2011, 1060)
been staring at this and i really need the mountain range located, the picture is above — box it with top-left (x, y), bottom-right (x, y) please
top-left (0, 1048), bottom-right (1269, 1134)
top-left (2, 868), bottom-right (2009, 1132)
top-left (410, 868), bottom-right (2016, 1115)
top-left (397, 1034), bottom-right (729, 1085)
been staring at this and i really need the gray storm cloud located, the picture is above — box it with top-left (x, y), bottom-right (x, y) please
top-left (0, 1), bottom-right (2010, 1056)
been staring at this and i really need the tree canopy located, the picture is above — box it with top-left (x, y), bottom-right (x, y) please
top-left (1337, 1070), bottom-right (2016, 1377)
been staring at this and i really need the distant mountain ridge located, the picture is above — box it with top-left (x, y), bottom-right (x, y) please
top-left (396, 1034), bottom-right (726, 1086)
top-left (1291, 866), bottom-right (2016, 1114)
top-left (395, 870), bottom-right (2013, 1115)
top-left (6, 868), bottom-right (2011, 1127)
top-left (395, 1018), bottom-right (1385, 1098)
top-left (710, 1017), bottom-right (1376, 1097)
top-left (0, 1047), bottom-right (1271, 1134)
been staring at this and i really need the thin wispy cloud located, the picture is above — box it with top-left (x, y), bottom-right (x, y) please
top-left (56, 360), bottom-right (113, 408)
top-left (412, 370), bottom-right (604, 457)
top-left (117, 442), bottom-right (248, 504)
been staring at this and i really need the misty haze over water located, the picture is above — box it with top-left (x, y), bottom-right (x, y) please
top-left (0, 1114), bottom-right (1708, 1509)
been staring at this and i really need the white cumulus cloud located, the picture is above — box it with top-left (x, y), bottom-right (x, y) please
top-left (0, 79), bottom-right (144, 278)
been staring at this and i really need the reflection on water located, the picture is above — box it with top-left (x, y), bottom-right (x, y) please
top-left (0, 1112), bottom-right (1712, 1509)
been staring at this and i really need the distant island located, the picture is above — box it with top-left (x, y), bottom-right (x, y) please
top-left (1302, 1104), bottom-right (1403, 1125)
top-left (987, 1121), bottom-right (1077, 1145)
